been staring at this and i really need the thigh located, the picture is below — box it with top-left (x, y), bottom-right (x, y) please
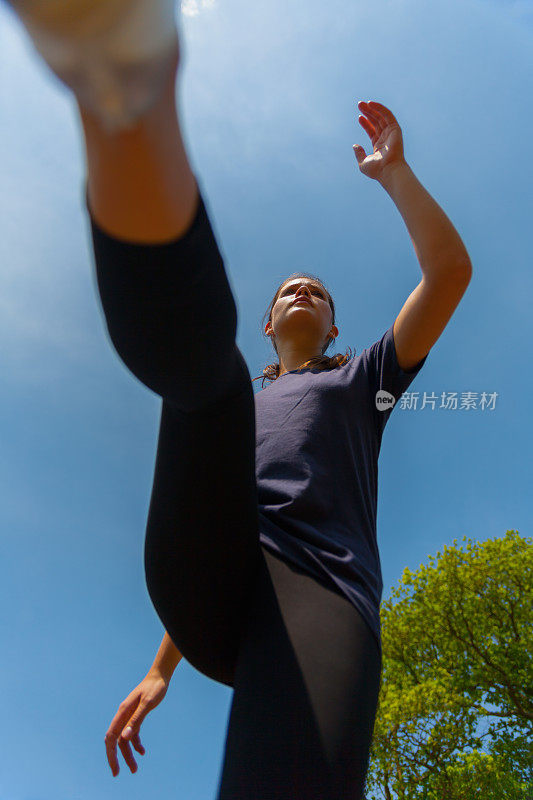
top-left (144, 351), bottom-right (263, 688)
top-left (217, 547), bottom-right (382, 799)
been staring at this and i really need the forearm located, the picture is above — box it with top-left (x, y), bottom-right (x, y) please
top-left (379, 161), bottom-right (472, 282)
top-left (148, 631), bottom-right (183, 682)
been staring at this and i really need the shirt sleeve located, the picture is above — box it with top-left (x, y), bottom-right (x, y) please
top-left (362, 322), bottom-right (429, 433)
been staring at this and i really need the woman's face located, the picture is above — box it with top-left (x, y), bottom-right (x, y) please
top-left (265, 278), bottom-right (337, 349)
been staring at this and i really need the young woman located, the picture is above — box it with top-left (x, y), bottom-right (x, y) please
top-left (9, 1), bottom-right (472, 797)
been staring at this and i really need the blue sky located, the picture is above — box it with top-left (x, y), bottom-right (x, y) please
top-left (1, 0), bottom-right (531, 798)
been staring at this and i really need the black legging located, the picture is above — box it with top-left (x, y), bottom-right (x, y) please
top-left (88, 180), bottom-right (382, 799)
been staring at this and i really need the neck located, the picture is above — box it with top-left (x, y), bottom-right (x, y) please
top-left (278, 347), bottom-right (324, 376)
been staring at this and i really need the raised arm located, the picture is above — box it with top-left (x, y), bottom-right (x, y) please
top-left (354, 100), bottom-right (472, 371)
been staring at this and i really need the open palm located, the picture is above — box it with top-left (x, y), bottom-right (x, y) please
top-left (354, 101), bottom-right (405, 181)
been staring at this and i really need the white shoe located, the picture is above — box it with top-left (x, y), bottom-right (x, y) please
top-left (7, 0), bottom-right (180, 132)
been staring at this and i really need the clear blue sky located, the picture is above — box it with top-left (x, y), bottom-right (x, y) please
top-left (1, 0), bottom-right (531, 798)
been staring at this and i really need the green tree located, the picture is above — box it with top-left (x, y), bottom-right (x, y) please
top-left (366, 530), bottom-right (532, 800)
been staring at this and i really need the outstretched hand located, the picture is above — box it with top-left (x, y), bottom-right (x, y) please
top-left (104, 671), bottom-right (169, 777)
top-left (353, 101), bottom-right (406, 182)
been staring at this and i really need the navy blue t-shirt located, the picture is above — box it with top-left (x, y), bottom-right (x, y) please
top-left (253, 323), bottom-right (428, 653)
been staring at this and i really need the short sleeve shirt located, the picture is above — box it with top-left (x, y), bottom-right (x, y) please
top-left (253, 323), bottom-right (428, 653)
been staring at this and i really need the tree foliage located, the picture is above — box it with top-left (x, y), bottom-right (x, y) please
top-left (366, 530), bottom-right (532, 799)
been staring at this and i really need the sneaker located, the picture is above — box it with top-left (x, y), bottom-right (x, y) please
top-left (7, 0), bottom-right (180, 132)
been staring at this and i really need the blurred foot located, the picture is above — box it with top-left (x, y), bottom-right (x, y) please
top-left (7, 0), bottom-right (180, 132)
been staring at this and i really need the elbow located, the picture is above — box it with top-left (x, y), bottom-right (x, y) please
top-left (448, 255), bottom-right (473, 286)
top-left (424, 255), bottom-right (473, 289)
top-left (460, 256), bottom-right (473, 282)
top-left (442, 240), bottom-right (472, 277)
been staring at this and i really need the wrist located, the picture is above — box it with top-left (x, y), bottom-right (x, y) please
top-left (147, 663), bottom-right (174, 684)
top-left (378, 159), bottom-right (411, 192)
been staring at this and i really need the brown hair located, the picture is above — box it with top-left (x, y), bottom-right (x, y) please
top-left (252, 272), bottom-right (355, 388)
